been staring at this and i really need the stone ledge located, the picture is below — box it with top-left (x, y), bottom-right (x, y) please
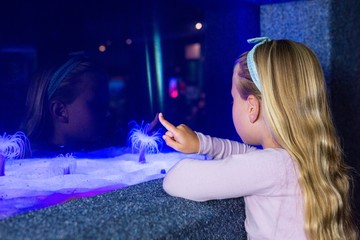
top-left (0, 178), bottom-right (246, 239)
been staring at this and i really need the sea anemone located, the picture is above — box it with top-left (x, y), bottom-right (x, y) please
top-left (128, 121), bottom-right (162, 163)
top-left (0, 132), bottom-right (30, 176)
top-left (50, 153), bottom-right (77, 175)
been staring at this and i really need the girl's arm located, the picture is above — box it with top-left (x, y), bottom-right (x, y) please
top-left (158, 113), bottom-right (257, 159)
top-left (163, 149), bottom-right (289, 201)
top-left (196, 132), bottom-right (257, 159)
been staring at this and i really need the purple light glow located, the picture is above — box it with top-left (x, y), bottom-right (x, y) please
top-left (169, 77), bottom-right (179, 98)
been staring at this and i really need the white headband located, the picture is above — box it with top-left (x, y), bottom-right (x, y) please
top-left (246, 37), bottom-right (271, 92)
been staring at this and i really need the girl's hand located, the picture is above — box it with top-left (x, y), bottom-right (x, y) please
top-left (158, 113), bottom-right (199, 154)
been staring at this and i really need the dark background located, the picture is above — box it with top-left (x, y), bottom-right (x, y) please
top-left (0, 0), bottom-right (207, 136)
top-left (0, 0), bottom-right (359, 224)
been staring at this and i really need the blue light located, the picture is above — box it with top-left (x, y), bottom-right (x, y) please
top-left (153, 25), bottom-right (164, 112)
top-left (145, 42), bottom-right (154, 114)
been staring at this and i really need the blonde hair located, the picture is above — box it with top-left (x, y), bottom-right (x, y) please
top-left (236, 40), bottom-right (358, 239)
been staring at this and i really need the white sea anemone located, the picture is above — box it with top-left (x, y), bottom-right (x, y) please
top-left (50, 153), bottom-right (77, 175)
top-left (0, 132), bottom-right (29, 159)
top-left (128, 122), bottom-right (163, 154)
top-left (0, 131), bottom-right (30, 176)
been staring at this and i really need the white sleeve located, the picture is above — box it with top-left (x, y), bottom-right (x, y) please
top-left (163, 149), bottom-right (288, 202)
top-left (196, 132), bottom-right (257, 159)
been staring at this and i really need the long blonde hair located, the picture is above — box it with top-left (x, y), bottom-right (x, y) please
top-left (236, 40), bottom-right (358, 239)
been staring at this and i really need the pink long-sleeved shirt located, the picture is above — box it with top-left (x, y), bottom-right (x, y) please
top-left (163, 132), bottom-right (306, 239)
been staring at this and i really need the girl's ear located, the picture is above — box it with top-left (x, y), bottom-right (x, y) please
top-left (49, 100), bottom-right (69, 123)
top-left (247, 95), bottom-right (260, 123)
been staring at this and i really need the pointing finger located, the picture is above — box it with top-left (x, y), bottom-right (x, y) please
top-left (158, 113), bottom-right (178, 133)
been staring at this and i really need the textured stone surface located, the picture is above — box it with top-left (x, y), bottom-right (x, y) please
top-left (0, 179), bottom-right (247, 239)
top-left (260, 0), bottom-right (332, 80)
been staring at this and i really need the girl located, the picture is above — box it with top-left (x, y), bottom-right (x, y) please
top-left (158, 38), bottom-right (358, 239)
top-left (21, 56), bottom-right (110, 155)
